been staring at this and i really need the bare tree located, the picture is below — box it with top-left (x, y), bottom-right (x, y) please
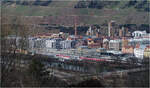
top-left (1, 16), bottom-right (31, 87)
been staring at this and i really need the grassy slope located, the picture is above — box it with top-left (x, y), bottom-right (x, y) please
top-left (1, 1), bottom-right (149, 25)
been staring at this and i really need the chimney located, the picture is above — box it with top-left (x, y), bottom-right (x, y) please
top-left (122, 26), bottom-right (125, 37)
top-left (122, 38), bottom-right (128, 47)
top-left (125, 28), bottom-right (128, 36)
top-left (108, 20), bottom-right (115, 37)
top-left (119, 29), bottom-right (123, 37)
top-left (74, 16), bottom-right (77, 37)
top-left (108, 21), bottom-right (111, 37)
top-left (96, 32), bottom-right (99, 38)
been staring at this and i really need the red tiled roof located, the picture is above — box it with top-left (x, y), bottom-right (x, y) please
top-left (146, 45), bottom-right (150, 48)
top-left (124, 46), bottom-right (133, 48)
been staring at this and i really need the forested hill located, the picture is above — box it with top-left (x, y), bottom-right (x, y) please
top-left (2, 0), bottom-right (150, 12)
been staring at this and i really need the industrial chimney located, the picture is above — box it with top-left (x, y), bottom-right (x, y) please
top-left (108, 20), bottom-right (115, 37)
top-left (74, 16), bottom-right (77, 37)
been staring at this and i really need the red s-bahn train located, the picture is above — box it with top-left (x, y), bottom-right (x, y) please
top-left (56, 54), bottom-right (107, 62)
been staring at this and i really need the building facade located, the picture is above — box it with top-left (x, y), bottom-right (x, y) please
top-left (60, 40), bottom-right (76, 49)
top-left (122, 46), bottom-right (134, 54)
top-left (134, 44), bottom-right (147, 59)
top-left (143, 46), bottom-right (150, 59)
top-left (132, 31), bottom-right (147, 38)
top-left (109, 39), bottom-right (122, 51)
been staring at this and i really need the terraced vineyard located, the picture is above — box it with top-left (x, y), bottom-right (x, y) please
top-left (1, 1), bottom-right (149, 25)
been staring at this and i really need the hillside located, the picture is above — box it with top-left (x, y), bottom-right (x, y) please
top-left (1, 0), bottom-right (150, 25)
top-left (2, 0), bottom-right (149, 11)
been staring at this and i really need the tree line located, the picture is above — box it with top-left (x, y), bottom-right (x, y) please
top-left (74, 0), bottom-right (150, 12)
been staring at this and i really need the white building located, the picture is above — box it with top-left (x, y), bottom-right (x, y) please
top-left (60, 40), bottom-right (71, 49)
top-left (60, 40), bottom-right (76, 49)
top-left (128, 37), bottom-right (150, 46)
top-left (86, 26), bottom-right (92, 36)
top-left (45, 38), bottom-right (62, 49)
top-left (134, 45), bottom-right (147, 59)
top-left (109, 39), bottom-right (122, 50)
top-left (45, 39), bottom-right (56, 48)
top-left (142, 33), bottom-right (150, 39)
top-left (28, 37), bottom-right (35, 49)
top-left (103, 38), bottom-right (109, 43)
top-left (132, 31), bottom-right (147, 38)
